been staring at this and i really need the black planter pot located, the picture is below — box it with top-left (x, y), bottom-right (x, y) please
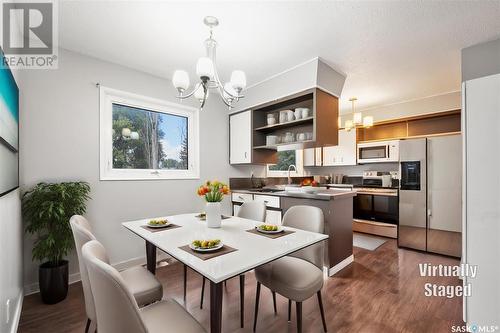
top-left (39, 260), bottom-right (69, 304)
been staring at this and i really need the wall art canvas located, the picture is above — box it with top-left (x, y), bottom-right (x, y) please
top-left (0, 48), bottom-right (19, 196)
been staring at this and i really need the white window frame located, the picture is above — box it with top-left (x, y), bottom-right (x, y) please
top-left (266, 149), bottom-right (304, 178)
top-left (99, 86), bottom-right (200, 180)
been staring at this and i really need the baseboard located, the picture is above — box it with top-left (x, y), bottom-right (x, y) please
top-left (328, 254), bottom-right (354, 276)
top-left (9, 290), bottom-right (23, 333)
top-left (23, 252), bottom-right (171, 296)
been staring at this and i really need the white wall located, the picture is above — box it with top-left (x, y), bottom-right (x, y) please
top-left (19, 49), bottom-right (259, 291)
top-left (339, 90), bottom-right (461, 125)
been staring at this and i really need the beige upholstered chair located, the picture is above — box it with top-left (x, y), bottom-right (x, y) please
top-left (70, 215), bottom-right (163, 332)
top-left (82, 240), bottom-right (206, 333)
top-left (199, 200), bottom-right (267, 328)
top-left (253, 205), bottom-right (327, 333)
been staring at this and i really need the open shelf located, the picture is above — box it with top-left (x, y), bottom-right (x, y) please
top-left (254, 117), bottom-right (314, 132)
top-left (254, 140), bottom-right (315, 150)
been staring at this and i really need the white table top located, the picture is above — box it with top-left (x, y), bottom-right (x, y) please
top-left (122, 213), bottom-right (328, 283)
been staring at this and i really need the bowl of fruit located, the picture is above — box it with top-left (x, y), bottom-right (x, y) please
top-left (189, 239), bottom-right (223, 252)
top-left (256, 224), bottom-right (284, 234)
top-left (147, 219), bottom-right (170, 228)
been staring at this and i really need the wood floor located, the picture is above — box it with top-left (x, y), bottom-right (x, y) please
top-left (18, 239), bottom-right (464, 333)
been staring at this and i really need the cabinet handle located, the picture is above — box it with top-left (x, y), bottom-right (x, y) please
top-left (238, 196), bottom-right (245, 201)
top-left (264, 200), bottom-right (269, 204)
top-left (244, 152), bottom-right (247, 159)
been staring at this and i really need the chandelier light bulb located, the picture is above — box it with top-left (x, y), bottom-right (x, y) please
top-left (196, 57), bottom-right (215, 80)
top-left (353, 112), bottom-right (362, 125)
top-left (344, 120), bottom-right (354, 131)
top-left (363, 116), bottom-right (374, 128)
top-left (223, 82), bottom-right (237, 100)
top-left (230, 70), bottom-right (246, 92)
top-left (172, 70), bottom-right (190, 91)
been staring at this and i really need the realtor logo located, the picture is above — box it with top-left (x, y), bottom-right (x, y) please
top-left (1, 0), bottom-right (58, 69)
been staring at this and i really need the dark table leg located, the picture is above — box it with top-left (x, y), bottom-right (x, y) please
top-left (183, 264), bottom-right (187, 304)
top-left (145, 241), bottom-right (156, 274)
top-left (239, 275), bottom-right (245, 328)
top-left (210, 281), bottom-right (223, 333)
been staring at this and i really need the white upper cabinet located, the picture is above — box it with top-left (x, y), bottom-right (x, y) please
top-left (323, 129), bottom-right (357, 166)
top-left (303, 148), bottom-right (316, 166)
top-left (229, 111), bottom-right (252, 164)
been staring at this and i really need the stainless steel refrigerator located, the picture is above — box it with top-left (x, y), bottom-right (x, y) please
top-left (398, 135), bottom-right (462, 257)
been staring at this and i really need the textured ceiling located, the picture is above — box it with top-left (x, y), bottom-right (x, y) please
top-left (58, 1), bottom-right (500, 113)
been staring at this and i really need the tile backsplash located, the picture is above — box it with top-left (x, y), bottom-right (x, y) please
top-left (304, 162), bottom-right (399, 177)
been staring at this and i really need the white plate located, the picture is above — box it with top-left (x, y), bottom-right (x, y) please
top-left (146, 221), bottom-right (170, 228)
top-left (189, 242), bottom-right (224, 252)
top-left (256, 226), bottom-right (284, 234)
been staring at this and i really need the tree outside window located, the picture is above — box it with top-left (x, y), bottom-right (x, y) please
top-left (268, 150), bottom-right (296, 171)
top-left (112, 104), bottom-right (188, 170)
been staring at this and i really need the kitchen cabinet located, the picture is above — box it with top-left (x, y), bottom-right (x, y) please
top-left (231, 192), bottom-right (253, 203)
top-left (232, 192), bottom-right (282, 225)
top-left (323, 129), bottom-right (356, 166)
top-left (303, 148), bottom-right (315, 166)
top-left (253, 194), bottom-right (280, 209)
top-left (229, 110), bottom-right (252, 164)
top-left (314, 147), bottom-right (322, 166)
top-left (249, 88), bottom-right (339, 163)
top-left (304, 147), bottom-right (322, 167)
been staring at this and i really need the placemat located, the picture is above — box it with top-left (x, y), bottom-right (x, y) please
top-left (246, 228), bottom-right (296, 239)
top-left (178, 244), bottom-right (238, 261)
top-left (140, 223), bottom-right (181, 233)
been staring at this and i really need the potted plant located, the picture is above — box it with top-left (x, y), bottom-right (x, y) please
top-left (22, 182), bottom-right (91, 304)
top-left (197, 180), bottom-right (230, 228)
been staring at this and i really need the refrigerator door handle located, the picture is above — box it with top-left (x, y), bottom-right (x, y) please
top-left (427, 209), bottom-right (432, 217)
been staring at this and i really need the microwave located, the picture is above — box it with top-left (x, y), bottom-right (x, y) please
top-left (357, 140), bottom-right (400, 163)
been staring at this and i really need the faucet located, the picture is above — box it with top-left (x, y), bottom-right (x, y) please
top-left (287, 164), bottom-right (297, 185)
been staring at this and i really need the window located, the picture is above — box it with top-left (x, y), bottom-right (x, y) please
top-left (100, 86), bottom-right (199, 180)
top-left (266, 150), bottom-right (304, 177)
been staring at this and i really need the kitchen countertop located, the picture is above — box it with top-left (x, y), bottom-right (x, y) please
top-left (231, 188), bottom-right (357, 201)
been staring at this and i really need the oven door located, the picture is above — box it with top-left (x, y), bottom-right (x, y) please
top-left (372, 194), bottom-right (399, 224)
top-left (357, 144), bottom-right (389, 163)
top-left (353, 194), bottom-right (373, 220)
top-left (354, 193), bottom-right (399, 224)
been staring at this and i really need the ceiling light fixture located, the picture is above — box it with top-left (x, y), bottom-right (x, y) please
top-left (172, 16), bottom-right (246, 110)
top-left (344, 97), bottom-right (374, 131)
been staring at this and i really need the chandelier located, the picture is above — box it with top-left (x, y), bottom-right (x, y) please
top-left (344, 97), bottom-right (374, 131)
top-left (172, 16), bottom-right (246, 110)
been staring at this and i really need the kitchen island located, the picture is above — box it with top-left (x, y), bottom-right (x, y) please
top-left (231, 187), bottom-right (356, 276)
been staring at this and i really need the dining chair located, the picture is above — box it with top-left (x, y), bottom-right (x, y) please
top-left (82, 240), bottom-right (206, 333)
top-left (199, 200), bottom-right (267, 328)
top-left (70, 215), bottom-right (163, 333)
top-left (252, 205), bottom-right (327, 333)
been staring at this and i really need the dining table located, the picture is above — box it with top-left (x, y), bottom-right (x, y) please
top-left (122, 213), bottom-right (329, 333)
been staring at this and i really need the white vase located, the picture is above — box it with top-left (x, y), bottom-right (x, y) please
top-left (206, 202), bottom-right (222, 228)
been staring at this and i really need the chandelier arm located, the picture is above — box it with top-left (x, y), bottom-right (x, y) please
top-left (216, 84), bottom-right (235, 108)
top-left (199, 84), bottom-right (208, 110)
top-left (176, 82), bottom-right (202, 99)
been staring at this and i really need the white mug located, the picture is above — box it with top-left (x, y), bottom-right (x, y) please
top-left (301, 108), bottom-right (310, 118)
top-left (279, 110), bottom-right (288, 123)
top-left (287, 110), bottom-right (295, 122)
top-left (267, 114), bottom-right (276, 125)
top-left (266, 135), bottom-right (278, 146)
top-left (294, 109), bottom-right (302, 120)
top-left (297, 133), bottom-right (306, 141)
